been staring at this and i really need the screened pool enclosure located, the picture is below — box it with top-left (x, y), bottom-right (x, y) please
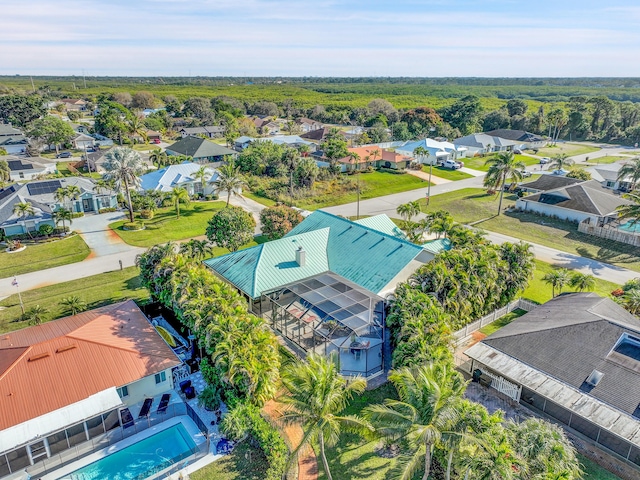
top-left (263, 273), bottom-right (386, 377)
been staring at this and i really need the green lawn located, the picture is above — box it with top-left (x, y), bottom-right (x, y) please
top-left (421, 188), bottom-right (640, 272)
top-left (109, 201), bottom-right (228, 247)
top-left (131, 144), bottom-right (159, 151)
top-left (582, 156), bottom-right (625, 165)
top-left (533, 143), bottom-right (600, 158)
top-left (244, 191), bottom-right (277, 207)
top-left (296, 171), bottom-right (429, 210)
top-left (462, 154), bottom-right (538, 172)
top-left (191, 442), bottom-right (269, 480)
top-left (522, 260), bottom-right (620, 304)
top-left (56, 161), bottom-right (74, 176)
top-left (425, 165), bottom-right (473, 180)
top-left (580, 455), bottom-right (623, 480)
top-left (0, 267), bottom-right (149, 333)
top-left (0, 235), bottom-right (90, 278)
top-left (479, 309), bottom-right (528, 336)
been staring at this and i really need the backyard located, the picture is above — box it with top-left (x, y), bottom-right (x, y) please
top-left (0, 234), bottom-right (90, 278)
top-left (191, 442), bottom-right (268, 480)
top-left (420, 188), bottom-right (640, 272)
top-left (294, 171), bottom-right (429, 210)
top-left (0, 266), bottom-right (149, 333)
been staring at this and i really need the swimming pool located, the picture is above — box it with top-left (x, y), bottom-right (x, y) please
top-left (619, 220), bottom-right (640, 234)
top-left (58, 423), bottom-right (196, 480)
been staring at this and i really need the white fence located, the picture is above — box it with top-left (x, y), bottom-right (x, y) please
top-left (453, 298), bottom-right (538, 344)
top-left (482, 370), bottom-right (522, 402)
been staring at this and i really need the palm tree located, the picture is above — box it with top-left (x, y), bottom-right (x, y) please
top-left (171, 186), bottom-right (190, 218)
top-left (542, 268), bottom-right (571, 297)
top-left (64, 185), bottom-right (81, 212)
top-left (569, 272), bottom-right (596, 292)
top-left (193, 166), bottom-right (212, 196)
top-left (396, 201), bottom-right (421, 222)
top-left (483, 151), bottom-right (526, 215)
top-left (347, 151), bottom-right (361, 172)
top-left (279, 353), bottom-right (370, 480)
top-left (179, 239), bottom-right (213, 261)
top-left (364, 363), bottom-right (467, 480)
top-left (127, 114), bottom-right (148, 143)
top-left (59, 295), bottom-right (87, 315)
top-left (52, 207), bottom-right (72, 233)
top-left (54, 187), bottom-right (68, 209)
top-left (0, 160), bottom-right (9, 182)
top-left (617, 190), bottom-right (640, 227)
top-left (617, 157), bottom-right (640, 190)
top-left (25, 304), bottom-right (48, 325)
top-left (103, 147), bottom-right (145, 222)
top-left (623, 288), bottom-right (640, 315)
top-left (149, 148), bottom-right (169, 168)
top-left (13, 202), bottom-right (35, 237)
top-left (550, 153), bottom-right (575, 171)
top-left (214, 159), bottom-right (245, 206)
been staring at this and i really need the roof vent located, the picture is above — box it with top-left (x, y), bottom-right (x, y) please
top-left (56, 344), bottom-right (77, 354)
top-left (28, 352), bottom-right (50, 362)
top-left (295, 246), bottom-right (306, 267)
top-left (586, 370), bottom-right (604, 387)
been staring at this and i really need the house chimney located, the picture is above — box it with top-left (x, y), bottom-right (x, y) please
top-left (295, 246), bottom-right (306, 267)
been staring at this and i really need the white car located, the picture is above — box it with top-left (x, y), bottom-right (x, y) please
top-left (539, 157), bottom-right (550, 164)
top-left (442, 159), bottom-right (462, 170)
top-left (552, 169), bottom-right (568, 176)
top-left (519, 169), bottom-right (532, 178)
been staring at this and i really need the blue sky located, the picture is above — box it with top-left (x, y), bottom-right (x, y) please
top-left (3, 0), bottom-right (640, 76)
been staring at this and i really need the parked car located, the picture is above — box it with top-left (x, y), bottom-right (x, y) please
top-left (513, 148), bottom-right (523, 154)
top-left (152, 138), bottom-right (161, 144)
top-left (539, 157), bottom-right (550, 164)
top-left (519, 169), bottom-right (532, 178)
top-left (552, 169), bottom-right (568, 176)
top-left (442, 159), bottom-right (462, 169)
top-left (56, 151), bottom-right (72, 158)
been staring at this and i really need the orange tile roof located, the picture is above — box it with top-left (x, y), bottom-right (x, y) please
top-left (0, 300), bottom-right (181, 430)
top-left (338, 146), bottom-right (410, 164)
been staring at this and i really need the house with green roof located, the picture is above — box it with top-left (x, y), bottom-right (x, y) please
top-left (204, 211), bottom-right (445, 379)
top-left (166, 136), bottom-right (236, 165)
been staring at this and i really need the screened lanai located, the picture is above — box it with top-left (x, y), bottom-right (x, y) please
top-left (264, 272), bottom-right (386, 377)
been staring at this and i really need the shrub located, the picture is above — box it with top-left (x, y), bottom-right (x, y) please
top-left (98, 207), bottom-right (117, 213)
top-left (377, 167), bottom-right (405, 174)
top-left (612, 288), bottom-right (625, 297)
top-left (139, 209), bottom-right (154, 219)
top-left (38, 224), bottom-right (54, 237)
top-left (221, 403), bottom-right (288, 480)
top-left (70, 212), bottom-right (84, 219)
top-left (123, 221), bottom-right (144, 231)
top-left (260, 205), bottom-right (303, 240)
top-left (198, 385), bottom-right (222, 411)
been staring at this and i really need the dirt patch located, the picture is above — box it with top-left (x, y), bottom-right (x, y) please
top-left (406, 169), bottom-right (451, 184)
top-left (85, 251), bottom-right (97, 260)
top-left (106, 228), bottom-right (126, 244)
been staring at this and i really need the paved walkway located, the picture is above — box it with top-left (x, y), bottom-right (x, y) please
top-left (262, 399), bottom-right (318, 480)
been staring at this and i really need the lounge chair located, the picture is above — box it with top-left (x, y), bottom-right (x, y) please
top-left (138, 398), bottom-right (153, 418)
top-left (120, 407), bottom-right (135, 428)
top-left (156, 393), bottom-right (171, 414)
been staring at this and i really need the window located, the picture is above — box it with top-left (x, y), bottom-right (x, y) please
top-left (19, 172), bottom-right (24, 179)
top-left (155, 371), bottom-right (167, 384)
top-left (116, 385), bottom-right (129, 398)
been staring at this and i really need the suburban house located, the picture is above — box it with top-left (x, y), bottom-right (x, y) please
top-left (300, 127), bottom-right (347, 143)
top-left (589, 163), bottom-right (636, 192)
top-left (465, 293), bottom-right (640, 470)
top-left (140, 162), bottom-right (218, 196)
top-left (453, 133), bottom-right (516, 156)
top-left (142, 108), bottom-right (165, 117)
top-left (485, 129), bottom-right (547, 150)
top-left (204, 211), bottom-right (446, 379)
top-left (179, 126), bottom-right (225, 139)
top-left (337, 146), bottom-right (412, 171)
top-left (2, 156), bottom-right (56, 181)
top-left (0, 124), bottom-right (28, 155)
top-left (71, 132), bottom-right (95, 150)
top-left (68, 122), bottom-right (90, 134)
top-left (515, 178), bottom-right (632, 225)
top-left (253, 117), bottom-right (281, 135)
top-left (0, 177), bottom-right (117, 236)
top-left (396, 138), bottom-right (467, 164)
top-left (60, 99), bottom-right (88, 111)
top-left (295, 117), bottom-right (323, 133)
top-left (166, 136), bottom-right (236, 165)
top-left (233, 136), bottom-right (254, 150)
top-left (146, 130), bottom-right (162, 142)
top-left (0, 300), bottom-right (181, 478)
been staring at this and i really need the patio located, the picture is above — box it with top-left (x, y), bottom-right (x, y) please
top-left (263, 272), bottom-right (386, 378)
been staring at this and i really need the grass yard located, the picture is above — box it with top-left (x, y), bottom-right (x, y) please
top-left (296, 171), bottom-right (429, 210)
top-left (533, 143), bottom-right (600, 158)
top-left (109, 201), bottom-right (227, 247)
top-left (425, 165), bottom-right (473, 180)
top-left (478, 309), bottom-right (528, 336)
top-left (582, 156), bottom-right (625, 165)
top-left (580, 455), bottom-right (623, 480)
top-left (191, 442), bottom-right (269, 480)
top-left (131, 144), bottom-right (159, 151)
top-left (0, 235), bottom-right (90, 278)
top-left (462, 154), bottom-right (538, 172)
top-left (521, 260), bottom-right (620, 304)
top-left (421, 188), bottom-right (640, 272)
top-left (0, 267), bottom-right (149, 333)
top-left (243, 191), bottom-right (277, 207)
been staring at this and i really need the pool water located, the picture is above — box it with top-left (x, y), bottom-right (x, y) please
top-left (619, 220), bottom-right (640, 233)
top-left (59, 423), bottom-right (196, 480)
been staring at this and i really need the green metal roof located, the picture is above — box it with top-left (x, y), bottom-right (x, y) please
top-left (204, 228), bottom-right (330, 298)
top-left (354, 214), bottom-right (407, 239)
top-left (421, 238), bottom-right (452, 255)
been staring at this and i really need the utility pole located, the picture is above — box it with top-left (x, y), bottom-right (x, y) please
top-left (12, 277), bottom-right (24, 315)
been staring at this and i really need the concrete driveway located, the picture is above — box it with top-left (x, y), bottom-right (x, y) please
top-left (72, 211), bottom-right (135, 257)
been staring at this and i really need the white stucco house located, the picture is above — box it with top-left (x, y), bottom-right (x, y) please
top-left (139, 161), bottom-right (219, 196)
top-left (396, 138), bottom-right (467, 163)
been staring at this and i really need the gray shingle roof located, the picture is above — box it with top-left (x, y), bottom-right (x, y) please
top-left (167, 137), bottom-right (236, 158)
top-left (520, 175), bottom-right (583, 192)
top-left (482, 293), bottom-right (640, 415)
top-left (485, 129), bottom-right (544, 143)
